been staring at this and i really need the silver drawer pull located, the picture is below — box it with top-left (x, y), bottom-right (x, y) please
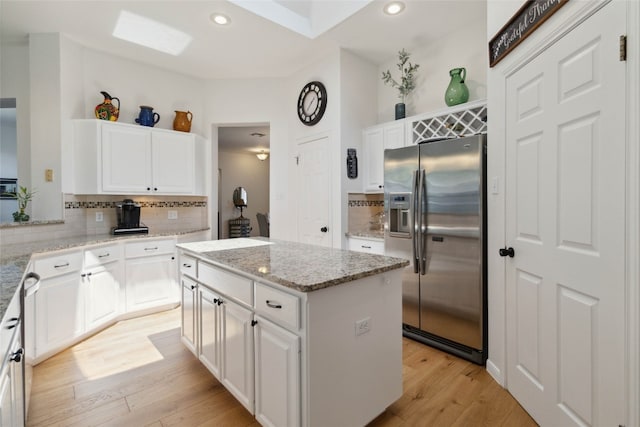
top-left (361, 245), bottom-right (372, 249)
top-left (144, 247), bottom-right (159, 251)
top-left (98, 253), bottom-right (110, 258)
top-left (54, 262), bottom-right (70, 268)
top-left (266, 300), bottom-right (282, 309)
top-left (183, 263), bottom-right (192, 268)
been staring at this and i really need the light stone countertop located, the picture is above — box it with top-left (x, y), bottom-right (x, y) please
top-left (0, 229), bottom-right (209, 321)
top-left (177, 237), bottom-right (408, 293)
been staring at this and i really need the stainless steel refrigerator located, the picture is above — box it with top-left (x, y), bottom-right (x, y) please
top-left (384, 135), bottom-right (487, 364)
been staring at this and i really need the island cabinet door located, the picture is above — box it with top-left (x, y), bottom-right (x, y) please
top-left (198, 285), bottom-right (221, 378)
top-left (220, 298), bottom-right (254, 414)
top-left (181, 276), bottom-right (197, 355)
top-left (254, 315), bottom-right (300, 427)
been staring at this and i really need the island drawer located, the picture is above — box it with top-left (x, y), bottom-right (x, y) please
top-left (125, 239), bottom-right (175, 258)
top-left (180, 254), bottom-right (197, 277)
top-left (198, 262), bottom-right (252, 306)
top-left (254, 282), bottom-right (300, 331)
top-left (33, 251), bottom-right (83, 279)
top-left (84, 244), bottom-right (122, 268)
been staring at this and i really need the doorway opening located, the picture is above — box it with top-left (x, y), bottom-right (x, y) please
top-left (217, 123), bottom-right (270, 239)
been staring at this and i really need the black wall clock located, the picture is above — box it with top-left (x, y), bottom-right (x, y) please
top-left (297, 81), bottom-right (327, 126)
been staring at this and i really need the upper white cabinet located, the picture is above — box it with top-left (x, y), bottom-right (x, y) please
top-left (70, 120), bottom-right (205, 196)
top-left (362, 120), bottom-right (405, 192)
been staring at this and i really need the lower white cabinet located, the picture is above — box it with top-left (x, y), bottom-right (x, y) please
top-left (254, 315), bottom-right (300, 427)
top-left (124, 239), bottom-right (178, 312)
top-left (220, 299), bottom-right (254, 413)
top-left (84, 262), bottom-right (121, 331)
top-left (198, 286), bottom-right (221, 377)
top-left (35, 271), bottom-right (84, 358)
top-left (181, 276), bottom-right (197, 354)
top-left (347, 236), bottom-right (385, 255)
top-left (0, 288), bottom-right (25, 427)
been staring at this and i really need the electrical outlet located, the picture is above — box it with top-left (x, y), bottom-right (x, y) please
top-left (355, 317), bottom-right (371, 336)
top-left (95, 212), bottom-right (103, 222)
top-left (168, 210), bottom-right (178, 220)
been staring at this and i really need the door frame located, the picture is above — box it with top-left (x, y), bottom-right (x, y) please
top-left (487, 0), bottom-right (639, 425)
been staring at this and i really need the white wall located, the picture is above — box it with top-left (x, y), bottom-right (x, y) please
top-left (377, 15), bottom-right (488, 123)
top-left (218, 150), bottom-right (270, 239)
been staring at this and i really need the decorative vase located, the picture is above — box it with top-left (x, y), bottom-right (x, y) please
top-left (395, 103), bottom-right (406, 120)
top-left (173, 110), bottom-right (193, 132)
top-left (135, 106), bottom-right (160, 127)
top-left (444, 67), bottom-right (469, 107)
top-left (94, 91), bottom-right (120, 121)
top-left (12, 210), bottom-right (29, 222)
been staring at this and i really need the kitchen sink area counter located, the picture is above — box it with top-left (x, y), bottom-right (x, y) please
top-left (178, 237), bottom-right (407, 427)
top-left (177, 237), bottom-right (407, 292)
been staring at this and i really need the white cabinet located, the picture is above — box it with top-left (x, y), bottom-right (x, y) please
top-left (70, 120), bottom-right (205, 196)
top-left (198, 285), bottom-right (221, 377)
top-left (347, 236), bottom-right (385, 255)
top-left (32, 251), bottom-right (84, 358)
top-left (0, 287), bottom-right (25, 427)
top-left (220, 298), bottom-right (254, 413)
top-left (362, 120), bottom-right (406, 192)
top-left (124, 239), bottom-right (178, 313)
top-left (181, 276), bottom-right (197, 355)
top-left (83, 244), bottom-right (122, 331)
top-left (254, 315), bottom-right (300, 427)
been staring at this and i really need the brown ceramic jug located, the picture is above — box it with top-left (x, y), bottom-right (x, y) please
top-left (173, 110), bottom-right (193, 132)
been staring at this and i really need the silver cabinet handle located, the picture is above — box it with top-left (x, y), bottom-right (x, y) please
top-left (266, 300), bottom-right (282, 309)
top-left (361, 245), bottom-right (371, 249)
top-left (54, 262), bottom-right (70, 268)
top-left (98, 253), bottom-right (110, 258)
top-left (144, 247), bottom-right (159, 251)
top-left (182, 263), bottom-right (192, 268)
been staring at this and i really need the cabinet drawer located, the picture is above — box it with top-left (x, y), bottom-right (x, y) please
top-left (33, 251), bottom-right (82, 279)
top-left (84, 244), bottom-right (122, 268)
top-left (125, 239), bottom-right (175, 258)
top-left (347, 238), bottom-right (384, 255)
top-left (180, 254), bottom-right (197, 277)
top-left (198, 263), bottom-right (252, 306)
top-left (254, 282), bottom-right (300, 331)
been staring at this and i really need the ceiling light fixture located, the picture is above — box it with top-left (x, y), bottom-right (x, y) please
top-left (113, 10), bottom-right (192, 56)
top-left (210, 13), bottom-right (231, 25)
top-left (383, 1), bottom-right (405, 15)
top-left (256, 151), bottom-right (269, 161)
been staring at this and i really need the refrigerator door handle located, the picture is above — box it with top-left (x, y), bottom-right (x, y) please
top-left (418, 168), bottom-right (427, 275)
top-left (412, 169), bottom-right (420, 273)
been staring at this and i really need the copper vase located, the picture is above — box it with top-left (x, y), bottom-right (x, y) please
top-left (173, 110), bottom-right (193, 132)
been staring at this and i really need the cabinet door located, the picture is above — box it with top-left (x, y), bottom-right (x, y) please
top-left (84, 262), bottom-right (121, 331)
top-left (35, 273), bottom-right (84, 358)
top-left (0, 328), bottom-right (24, 427)
top-left (151, 132), bottom-right (195, 194)
top-left (363, 127), bottom-right (384, 192)
top-left (0, 363), bottom-right (13, 427)
top-left (181, 276), bottom-right (197, 355)
top-left (198, 286), bottom-right (221, 378)
top-left (125, 254), bottom-right (178, 313)
top-left (383, 121), bottom-right (405, 150)
top-left (102, 125), bottom-right (152, 193)
top-left (254, 316), bottom-right (300, 427)
top-left (220, 299), bottom-right (254, 414)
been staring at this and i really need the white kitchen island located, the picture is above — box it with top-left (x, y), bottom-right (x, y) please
top-left (177, 237), bottom-right (408, 427)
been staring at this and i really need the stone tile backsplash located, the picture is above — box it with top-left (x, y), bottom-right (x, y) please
top-left (0, 194), bottom-right (208, 245)
top-left (348, 193), bottom-right (384, 235)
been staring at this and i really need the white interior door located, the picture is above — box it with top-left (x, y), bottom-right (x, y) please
top-left (504, 2), bottom-right (626, 426)
top-left (297, 136), bottom-right (331, 247)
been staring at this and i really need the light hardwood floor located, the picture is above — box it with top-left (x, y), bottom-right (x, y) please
top-left (27, 308), bottom-right (537, 427)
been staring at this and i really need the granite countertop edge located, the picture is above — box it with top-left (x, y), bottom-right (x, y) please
top-left (0, 228), bottom-right (210, 321)
top-left (178, 238), bottom-right (408, 294)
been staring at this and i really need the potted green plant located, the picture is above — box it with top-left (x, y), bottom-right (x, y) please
top-left (10, 186), bottom-right (36, 222)
top-left (382, 49), bottom-right (420, 120)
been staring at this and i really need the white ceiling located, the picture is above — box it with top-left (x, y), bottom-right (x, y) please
top-left (0, 0), bottom-right (486, 80)
top-left (218, 124), bottom-right (270, 153)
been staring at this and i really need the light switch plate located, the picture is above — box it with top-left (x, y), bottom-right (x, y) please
top-left (95, 212), bottom-right (103, 222)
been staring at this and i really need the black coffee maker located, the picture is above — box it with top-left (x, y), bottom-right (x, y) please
top-left (112, 199), bottom-right (148, 235)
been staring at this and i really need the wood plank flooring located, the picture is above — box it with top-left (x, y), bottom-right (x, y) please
top-left (27, 308), bottom-right (537, 427)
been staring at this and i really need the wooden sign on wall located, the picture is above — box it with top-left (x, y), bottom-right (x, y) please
top-left (489, 0), bottom-right (569, 67)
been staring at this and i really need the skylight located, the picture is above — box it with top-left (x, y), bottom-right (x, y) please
top-left (112, 10), bottom-right (192, 56)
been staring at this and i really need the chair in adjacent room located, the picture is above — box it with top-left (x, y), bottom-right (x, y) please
top-left (256, 212), bottom-right (270, 237)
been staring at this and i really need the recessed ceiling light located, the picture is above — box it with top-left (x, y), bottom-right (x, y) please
top-left (383, 1), bottom-right (405, 15)
top-left (113, 10), bottom-right (192, 56)
top-left (210, 13), bottom-right (231, 25)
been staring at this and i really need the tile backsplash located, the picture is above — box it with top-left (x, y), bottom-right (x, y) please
top-left (0, 194), bottom-right (208, 245)
top-left (348, 193), bottom-right (384, 235)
